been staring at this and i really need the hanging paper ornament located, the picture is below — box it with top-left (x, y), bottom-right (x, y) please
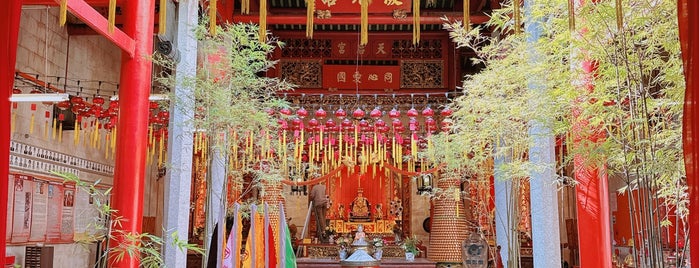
top-left (315, 108), bottom-right (327, 119)
top-left (325, 118), bottom-right (336, 128)
top-left (335, 107), bottom-right (347, 119)
top-left (278, 119), bottom-right (289, 130)
top-left (291, 117), bottom-right (302, 130)
top-left (279, 107), bottom-right (292, 116)
top-left (406, 107), bottom-right (419, 118)
top-left (441, 120), bottom-right (452, 132)
top-left (265, 107), bottom-right (276, 116)
top-left (370, 107), bottom-right (382, 118)
top-left (297, 107), bottom-right (308, 118)
top-left (440, 107), bottom-right (453, 117)
top-left (353, 107), bottom-right (365, 119)
top-left (409, 118), bottom-right (420, 131)
top-left (375, 119), bottom-right (386, 128)
top-left (388, 107), bottom-right (401, 119)
top-left (359, 119), bottom-right (370, 132)
top-left (422, 106), bottom-right (434, 117)
top-left (342, 118), bottom-right (353, 130)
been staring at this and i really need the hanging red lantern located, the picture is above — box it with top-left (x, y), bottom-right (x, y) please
top-left (353, 107), bottom-right (365, 119)
top-left (422, 106), bottom-right (434, 117)
top-left (392, 118), bottom-right (402, 127)
top-left (440, 107), bottom-right (453, 117)
top-left (279, 107), bottom-right (292, 116)
top-left (297, 107), bottom-right (308, 118)
top-left (278, 119), bottom-right (289, 130)
top-left (341, 118), bottom-right (353, 129)
top-left (70, 96), bottom-right (84, 105)
top-left (441, 120), bottom-right (452, 132)
top-left (335, 108), bottom-right (347, 119)
top-left (149, 101), bottom-right (159, 110)
top-left (370, 107), bottom-right (382, 118)
top-left (71, 102), bottom-right (85, 115)
top-left (409, 118), bottom-right (420, 131)
top-left (406, 107), bottom-right (419, 118)
top-left (265, 108), bottom-right (276, 116)
top-left (56, 101), bottom-right (71, 111)
top-left (315, 108), bottom-right (327, 119)
top-left (291, 117), bottom-right (302, 127)
top-left (93, 96), bottom-right (105, 106)
top-left (388, 108), bottom-right (400, 119)
top-left (375, 119), bottom-right (386, 128)
top-left (325, 118), bottom-right (336, 128)
top-left (308, 118), bottom-right (319, 130)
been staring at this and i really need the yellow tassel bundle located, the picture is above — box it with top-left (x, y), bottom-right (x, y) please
top-left (59, 0), bottom-right (68, 26)
top-left (513, 0), bottom-right (520, 34)
top-left (412, 0), bottom-right (420, 44)
top-left (463, 0), bottom-right (470, 31)
top-left (242, 0), bottom-right (250, 14)
top-left (361, 0), bottom-right (369, 45)
top-left (615, 0), bottom-right (623, 31)
top-left (209, 0), bottom-right (217, 35)
top-left (568, 0), bottom-right (575, 31)
top-left (260, 0), bottom-right (267, 42)
top-left (306, 0), bottom-right (315, 38)
top-left (108, 0), bottom-right (116, 33)
top-left (159, 0), bottom-right (167, 35)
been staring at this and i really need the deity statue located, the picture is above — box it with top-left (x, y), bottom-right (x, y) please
top-left (353, 224), bottom-right (367, 245)
top-left (374, 203), bottom-right (383, 220)
top-left (338, 204), bottom-right (346, 221)
top-left (350, 189), bottom-right (370, 221)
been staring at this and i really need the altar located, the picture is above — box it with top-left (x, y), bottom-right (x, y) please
top-left (329, 220), bottom-right (396, 234)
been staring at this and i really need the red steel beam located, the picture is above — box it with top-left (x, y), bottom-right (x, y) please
top-left (54, 0), bottom-right (135, 58)
top-left (232, 13), bottom-right (490, 25)
top-left (1, 0), bottom-right (22, 265)
top-left (109, 0), bottom-right (154, 266)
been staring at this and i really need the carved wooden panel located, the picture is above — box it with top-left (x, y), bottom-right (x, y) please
top-left (280, 60), bottom-right (323, 88)
top-left (392, 39), bottom-right (443, 59)
top-left (400, 60), bottom-right (444, 88)
top-left (281, 39), bottom-right (332, 58)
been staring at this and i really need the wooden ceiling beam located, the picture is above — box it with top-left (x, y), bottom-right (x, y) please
top-left (233, 12), bottom-right (490, 25)
top-left (22, 0), bottom-right (124, 6)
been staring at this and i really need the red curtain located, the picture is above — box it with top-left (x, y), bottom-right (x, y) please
top-left (678, 0), bottom-right (699, 263)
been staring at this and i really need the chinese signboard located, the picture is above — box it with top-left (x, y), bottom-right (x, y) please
top-left (332, 40), bottom-right (393, 59)
top-left (323, 65), bottom-right (400, 90)
top-left (315, 0), bottom-right (410, 13)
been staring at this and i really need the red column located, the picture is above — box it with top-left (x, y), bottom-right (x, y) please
top-left (0, 0), bottom-right (22, 264)
top-left (678, 0), bottom-right (699, 264)
top-left (572, 1), bottom-right (612, 265)
top-left (109, 0), bottom-right (155, 266)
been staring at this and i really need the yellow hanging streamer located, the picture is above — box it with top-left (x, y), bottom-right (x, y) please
top-left (260, 0), bottom-right (267, 42)
top-left (108, 0), bottom-right (116, 33)
top-left (159, 0), bottom-right (167, 35)
top-left (58, 122), bottom-right (63, 143)
top-left (52, 118), bottom-right (57, 140)
top-left (59, 0), bottom-right (68, 26)
top-left (413, 0), bottom-right (420, 44)
top-left (210, 0), bottom-right (217, 35)
top-left (242, 0), bottom-right (250, 14)
top-left (73, 120), bottom-right (79, 145)
top-left (568, 0), bottom-right (575, 31)
top-left (11, 112), bottom-right (16, 133)
top-left (306, 0), bottom-right (315, 38)
top-left (615, 0), bottom-right (623, 31)
top-left (44, 119), bottom-right (49, 139)
top-left (360, 0), bottom-right (369, 45)
top-left (30, 113), bottom-right (35, 134)
top-left (463, 0), bottom-right (470, 31)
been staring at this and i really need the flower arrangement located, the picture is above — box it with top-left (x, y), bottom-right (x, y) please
top-left (324, 226), bottom-right (337, 240)
top-left (371, 237), bottom-right (385, 249)
top-left (400, 235), bottom-right (422, 255)
top-left (336, 235), bottom-right (351, 250)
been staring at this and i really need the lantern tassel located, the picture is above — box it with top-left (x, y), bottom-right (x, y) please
top-left (260, 0), bottom-right (267, 42)
top-left (58, 122), bottom-right (63, 143)
top-left (30, 113), bottom-right (35, 134)
top-left (108, 0), bottom-right (116, 33)
top-left (360, 0), bottom-right (369, 45)
top-left (59, 0), bottom-right (68, 26)
top-left (242, 0), bottom-right (250, 14)
top-left (568, 0), bottom-right (575, 31)
top-left (44, 118), bottom-right (49, 139)
top-left (463, 0), bottom-right (470, 31)
top-left (615, 0), bottom-right (623, 31)
top-left (413, 0), bottom-right (420, 45)
top-left (306, 0), bottom-right (314, 38)
top-left (11, 112), bottom-right (16, 133)
top-left (209, 0), bottom-right (217, 35)
top-left (73, 119), bottom-right (79, 145)
top-left (52, 117), bottom-right (57, 140)
top-left (159, 0), bottom-right (167, 35)
top-left (513, 0), bottom-right (520, 34)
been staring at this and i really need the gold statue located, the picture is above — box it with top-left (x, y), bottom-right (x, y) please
top-left (350, 189), bottom-right (370, 220)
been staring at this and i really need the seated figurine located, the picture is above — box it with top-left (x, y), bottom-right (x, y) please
top-left (350, 189), bottom-right (371, 222)
top-left (374, 203), bottom-right (383, 220)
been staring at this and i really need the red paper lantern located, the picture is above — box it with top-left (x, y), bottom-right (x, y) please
top-left (352, 108), bottom-right (365, 119)
top-left (406, 107), bottom-right (419, 118)
top-left (370, 107), bottom-right (382, 118)
top-left (409, 118), bottom-right (420, 131)
top-left (315, 108), bottom-right (327, 119)
top-left (341, 118), bottom-right (353, 129)
top-left (335, 108), bottom-right (347, 119)
top-left (441, 120), bottom-right (452, 132)
top-left (70, 96), bottom-right (84, 105)
top-left (440, 107), bottom-right (453, 117)
top-left (93, 96), bottom-right (105, 106)
top-left (388, 108), bottom-right (400, 119)
top-left (278, 119), bottom-right (289, 130)
top-left (375, 119), bottom-right (386, 128)
top-left (297, 107), bottom-right (308, 118)
top-left (279, 107), bottom-right (292, 116)
top-left (308, 118), bottom-right (319, 127)
top-left (56, 101), bottom-right (71, 111)
top-left (325, 118), bottom-right (336, 128)
top-left (149, 101), bottom-right (159, 110)
top-left (422, 106), bottom-right (434, 117)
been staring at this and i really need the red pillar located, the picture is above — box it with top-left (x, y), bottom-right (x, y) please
top-left (0, 0), bottom-right (22, 264)
top-left (678, 0), bottom-right (699, 264)
top-left (109, 0), bottom-right (155, 266)
top-left (572, 1), bottom-right (612, 265)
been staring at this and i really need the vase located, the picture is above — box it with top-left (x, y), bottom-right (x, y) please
top-left (405, 252), bottom-right (415, 261)
top-left (339, 249), bottom-right (347, 260)
top-left (374, 249), bottom-right (383, 260)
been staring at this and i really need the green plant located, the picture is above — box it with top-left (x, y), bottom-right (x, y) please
top-left (54, 171), bottom-right (203, 268)
top-left (400, 235), bottom-right (421, 255)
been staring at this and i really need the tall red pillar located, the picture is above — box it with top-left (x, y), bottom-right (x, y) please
top-left (678, 0), bottom-right (699, 264)
top-left (0, 0), bottom-right (23, 264)
top-left (110, 0), bottom-right (155, 266)
top-left (572, 1), bottom-right (612, 266)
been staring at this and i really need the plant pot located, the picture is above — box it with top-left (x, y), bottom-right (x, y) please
top-left (374, 249), bottom-right (383, 260)
top-left (339, 249), bottom-right (348, 260)
top-left (405, 252), bottom-right (415, 261)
